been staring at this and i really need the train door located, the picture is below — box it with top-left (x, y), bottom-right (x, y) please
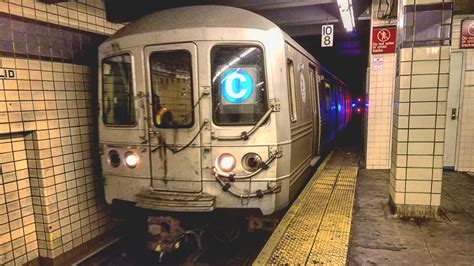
top-left (145, 43), bottom-right (202, 192)
top-left (309, 65), bottom-right (320, 158)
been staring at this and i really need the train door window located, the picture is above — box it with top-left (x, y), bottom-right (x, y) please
top-left (211, 46), bottom-right (267, 125)
top-left (102, 54), bottom-right (136, 125)
top-left (149, 50), bottom-right (194, 128)
top-left (287, 59), bottom-right (297, 122)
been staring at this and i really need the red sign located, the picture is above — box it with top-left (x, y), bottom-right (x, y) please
top-left (461, 20), bottom-right (474, 49)
top-left (372, 27), bottom-right (396, 54)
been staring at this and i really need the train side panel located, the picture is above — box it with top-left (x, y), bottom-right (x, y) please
top-left (318, 72), bottom-right (338, 154)
top-left (284, 43), bottom-right (315, 199)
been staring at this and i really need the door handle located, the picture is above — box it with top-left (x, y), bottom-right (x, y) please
top-left (451, 108), bottom-right (457, 120)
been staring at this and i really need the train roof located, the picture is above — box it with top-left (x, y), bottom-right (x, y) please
top-left (109, 5), bottom-right (277, 40)
top-left (105, 5), bottom-right (346, 87)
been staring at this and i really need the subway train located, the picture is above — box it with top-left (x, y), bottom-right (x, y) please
top-left (98, 5), bottom-right (351, 216)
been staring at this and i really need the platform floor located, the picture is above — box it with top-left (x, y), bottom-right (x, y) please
top-left (348, 169), bottom-right (474, 264)
top-left (254, 148), bottom-right (359, 265)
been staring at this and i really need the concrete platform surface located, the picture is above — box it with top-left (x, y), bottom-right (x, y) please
top-left (348, 169), bottom-right (474, 265)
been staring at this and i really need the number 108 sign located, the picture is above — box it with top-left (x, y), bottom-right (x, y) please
top-left (321, 24), bottom-right (334, 47)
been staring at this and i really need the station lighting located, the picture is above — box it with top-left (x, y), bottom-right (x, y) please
top-left (337, 0), bottom-right (355, 32)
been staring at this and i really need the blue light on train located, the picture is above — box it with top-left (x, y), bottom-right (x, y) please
top-left (221, 69), bottom-right (254, 103)
top-left (337, 104), bottom-right (342, 111)
top-left (351, 103), bottom-right (356, 108)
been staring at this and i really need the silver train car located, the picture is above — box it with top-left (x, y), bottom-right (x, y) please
top-left (98, 6), bottom-right (351, 216)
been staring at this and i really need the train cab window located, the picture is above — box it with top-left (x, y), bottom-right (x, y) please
top-left (102, 54), bottom-right (136, 125)
top-left (287, 60), bottom-right (297, 122)
top-left (149, 50), bottom-right (194, 128)
top-left (211, 46), bottom-right (267, 125)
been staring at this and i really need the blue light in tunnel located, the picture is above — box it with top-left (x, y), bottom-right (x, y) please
top-left (338, 104), bottom-right (342, 111)
top-left (351, 103), bottom-right (356, 108)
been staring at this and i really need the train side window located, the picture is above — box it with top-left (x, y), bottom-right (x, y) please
top-left (309, 66), bottom-right (317, 114)
top-left (324, 82), bottom-right (331, 113)
top-left (287, 59), bottom-right (297, 122)
top-left (102, 54), bottom-right (136, 125)
top-left (149, 50), bottom-right (194, 128)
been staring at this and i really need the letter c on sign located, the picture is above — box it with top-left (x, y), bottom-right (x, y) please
top-left (221, 69), bottom-right (254, 103)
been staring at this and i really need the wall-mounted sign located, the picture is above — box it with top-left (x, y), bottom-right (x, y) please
top-left (372, 27), bottom-right (396, 54)
top-left (373, 57), bottom-right (384, 71)
top-left (321, 24), bottom-right (334, 47)
top-left (0, 69), bottom-right (15, 79)
top-left (461, 20), bottom-right (474, 49)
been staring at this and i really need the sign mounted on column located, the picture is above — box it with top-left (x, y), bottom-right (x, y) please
top-left (321, 25), bottom-right (334, 47)
top-left (461, 20), bottom-right (474, 49)
top-left (372, 27), bottom-right (396, 54)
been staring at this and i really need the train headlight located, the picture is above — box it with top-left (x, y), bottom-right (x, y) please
top-left (124, 151), bottom-right (139, 168)
top-left (242, 153), bottom-right (262, 172)
top-left (108, 150), bottom-right (121, 168)
top-left (216, 153), bottom-right (236, 172)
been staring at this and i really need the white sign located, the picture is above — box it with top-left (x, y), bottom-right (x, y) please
top-left (373, 57), bottom-right (384, 71)
top-left (321, 24), bottom-right (334, 47)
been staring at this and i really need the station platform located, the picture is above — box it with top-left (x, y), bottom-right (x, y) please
top-left (348, 169), bottom-right (474, 264)
top-left (254, 148), bottom-right (359, 265)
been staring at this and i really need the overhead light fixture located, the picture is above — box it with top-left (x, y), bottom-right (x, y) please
top-left (337, 0), bottom-right (355, 32)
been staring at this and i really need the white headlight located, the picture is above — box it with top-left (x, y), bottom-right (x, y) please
top-left (125, 152), bottom-right (139, 168)
top-left (217, 153), bottom-right (236, 172)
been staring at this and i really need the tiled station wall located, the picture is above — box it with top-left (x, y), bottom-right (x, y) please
top-left (365, 1), bottom-right (396, 169)
top-left (367, 11), bottom-right (474, 172)
top-left (452, 15), bottom-right (474, 172)
top-left (0, 0), bottom-right (122, 265)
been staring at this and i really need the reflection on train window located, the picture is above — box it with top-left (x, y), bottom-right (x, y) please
top-left (287, 59), bottom-right (297, 122)
top-left (211, 46), bottom-right (267, 125)
top-left (150, 50), bottom-right (193, 128)
top-left (102, 54), bottom-right (136, 125)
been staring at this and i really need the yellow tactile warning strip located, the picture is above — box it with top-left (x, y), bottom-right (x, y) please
top-left (254, 149), bottom-right (359, 265)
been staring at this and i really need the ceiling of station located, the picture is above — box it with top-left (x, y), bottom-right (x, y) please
top-left (105, 0), bottom-right (371, 37)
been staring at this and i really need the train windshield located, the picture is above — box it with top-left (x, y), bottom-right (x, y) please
top-left (211, 46), bottom-right (267, 125)
top-left (150, 50), bottom-right (194, 128)
top-left (102, 54), bottom-right (136, 125)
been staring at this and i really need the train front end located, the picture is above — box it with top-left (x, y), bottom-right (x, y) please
top-left (98, 6), bottom-right (290, 216)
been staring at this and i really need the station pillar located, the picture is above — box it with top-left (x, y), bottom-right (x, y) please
top-left (390, 0), bottom-right (453, 218)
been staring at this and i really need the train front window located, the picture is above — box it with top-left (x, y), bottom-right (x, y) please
top-left (150, 50), bottom-right (194, 128)
top-left (102, 54), bottom-right (135, 125)
top-left (211, 46), bottom-right (267, 125)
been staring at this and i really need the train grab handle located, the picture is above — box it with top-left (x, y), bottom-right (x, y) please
top-left (211, 101), bottom-right (279, 141)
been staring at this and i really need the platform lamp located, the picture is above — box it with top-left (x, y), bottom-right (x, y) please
top-left (337, 0), bottom-right (356, 32)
